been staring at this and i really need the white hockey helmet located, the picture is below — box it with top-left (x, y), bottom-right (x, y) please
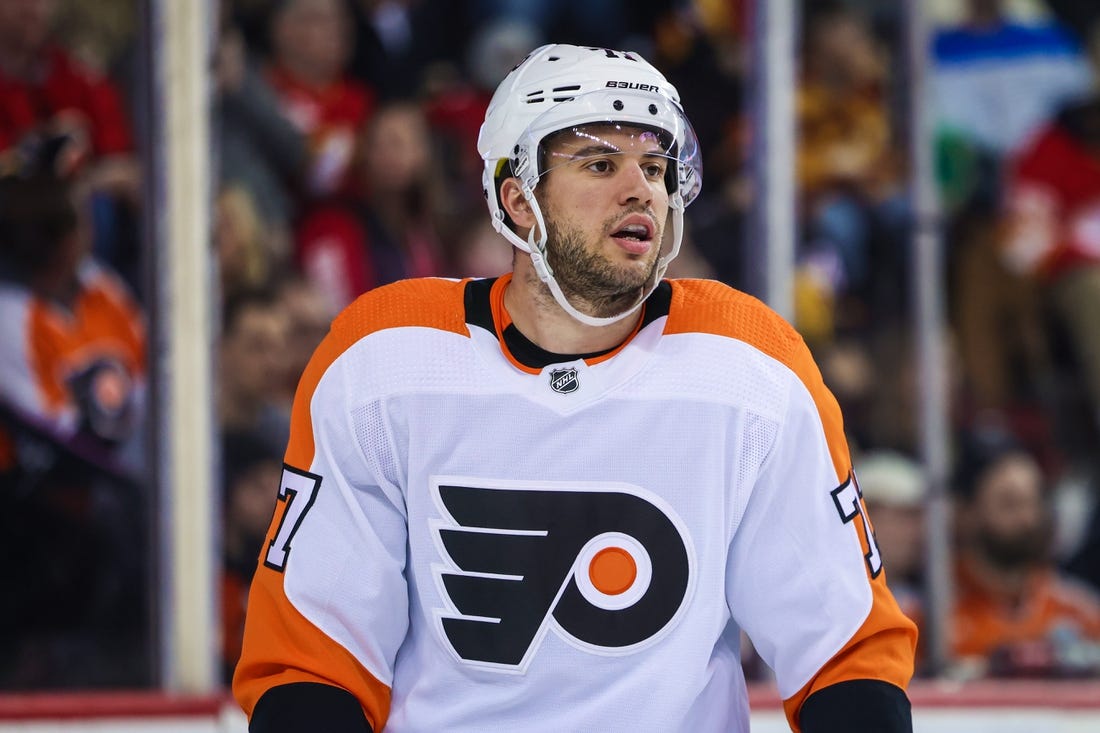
top-left (477, 44), bottom-right (703, 326)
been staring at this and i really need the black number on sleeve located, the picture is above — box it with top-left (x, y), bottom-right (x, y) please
top-left (263, 465), bottom-right (323, 572)
top-left (830, 473), bottom-right (883, 578)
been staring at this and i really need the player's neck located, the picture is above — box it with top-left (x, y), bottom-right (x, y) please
top-left (505, 258), bottom-right (641, 355)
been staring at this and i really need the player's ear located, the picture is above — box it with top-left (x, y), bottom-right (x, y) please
top-left (500, 177), bottom-right (536, 229)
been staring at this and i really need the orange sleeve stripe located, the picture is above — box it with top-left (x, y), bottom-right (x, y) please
top-left (665, 280), bottom-right (916, 731)
top-left (236, 278), bottom-right (471, 729)
top-left (233, 572), bottom-right (393, 731)
top-left (781, 582), bottom-right (917, 731)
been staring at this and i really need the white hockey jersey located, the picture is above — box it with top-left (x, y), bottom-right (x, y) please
top-left (234, 275), bottom-right (916, 732)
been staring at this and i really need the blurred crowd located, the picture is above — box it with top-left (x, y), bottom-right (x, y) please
top-left (0, 0), bottom-right (1099, 691)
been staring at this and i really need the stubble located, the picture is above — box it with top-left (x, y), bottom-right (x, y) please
top-left (540, 208), bottom-right (663, 318)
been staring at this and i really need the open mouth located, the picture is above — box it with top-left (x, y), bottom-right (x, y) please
top-left (610, 216), bottom-right (656, 253)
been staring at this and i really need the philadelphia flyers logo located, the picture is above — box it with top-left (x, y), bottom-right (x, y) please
top-left (430, 477), bottom-right (695, 672)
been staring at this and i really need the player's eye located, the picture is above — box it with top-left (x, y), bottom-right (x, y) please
top-left (642, 161), bottom-right (667, 179)
top-left (584, 158), bottom-right (614, 174)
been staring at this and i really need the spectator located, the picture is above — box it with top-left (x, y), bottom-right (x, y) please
top-left (999, 21), bottom-right (1100, 445)
top-left (949, 192), bottom-right (1048, 416)
top-left (452, 218), bottom-right (514, 279)
top-left (817, 336), bottom-right (876, 452)
top-left (216, 12), bottom-right (308, 261)
top-left (0, 0), bottom-right (142, 293)
top-left (218, 286), bottom-right (291, 454)
top-left (649, 3), bottom-right (750, 290)
top-left (214, 184), bottom-right (276, 303)
top-left (0, 0), bottom-right (137, 192)
top-left (950, 427), bottom-right (1100, 678)
top-left (422, 17), bottom-right (540, 214)
top-left (935, 7), bottom-right (1095, 438)
top-left (857, 450), bottom-right (927, 624)
top-left (0, 153), bottom-right (149, 688)
top-left (274, 272), bottom-right (334, 404)
top-left (266, 0), bottom-right (375, 200)
top-left (295, 101), bottom-right (451, 313)
top-left (796, 2), bottom-right (909, 331)
top-left (931, 0), bottom-right (1091, 167)
top-left (0, 144), bottom-right (145, 477)
top-left (348, 0), bottom-right (470, 102)
top-left (220, 428), bottom-right (284, 684)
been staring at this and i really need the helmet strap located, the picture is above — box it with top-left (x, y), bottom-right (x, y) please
top-left (519, 189), bottom-right (684, 328)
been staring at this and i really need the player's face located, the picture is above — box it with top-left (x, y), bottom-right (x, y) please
top-left (535, 124), bottom-right (670, 316)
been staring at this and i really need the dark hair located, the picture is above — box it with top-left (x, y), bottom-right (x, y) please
top-left (221, 284), bottom-right (281, 335)
top-left (221, 428), bottom-right (282, 500)
top-left (0, 172), bottom-right (78, 276)
top-left (951, 426), bottom-right (1036, 502)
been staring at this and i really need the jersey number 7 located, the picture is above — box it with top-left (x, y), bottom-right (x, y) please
top-left (264, 465), bottom-right (323, 572)
top-left (830, 472), bottom-right (883, 579)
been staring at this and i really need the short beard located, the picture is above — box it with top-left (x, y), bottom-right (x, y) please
top-left (976, 525), bottom-right (1049, 571)
top-left (541, 209), bottom-right (662, 318)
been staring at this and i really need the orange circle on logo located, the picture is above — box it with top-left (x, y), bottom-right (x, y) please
top-left (93, 368), bottom-right (129, 413)
top-left (588, 547), bottom-right (637, 596)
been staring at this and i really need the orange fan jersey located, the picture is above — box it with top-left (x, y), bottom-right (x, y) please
top-left (0, 261), bottom-right (145, 442)
top-left (953, 561), bottom-right (1100, 665)
top-left (234, 276), bottom-right (916, 732)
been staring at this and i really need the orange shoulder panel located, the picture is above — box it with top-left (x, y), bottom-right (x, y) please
top-left (665, 279), bottom-right (853, 475)
top-left (284, 278), bottom-right (470, 469)
top-left (235, 278), bottom-right (470, 730)
top-left (665, 280), bottom-right (916, 730)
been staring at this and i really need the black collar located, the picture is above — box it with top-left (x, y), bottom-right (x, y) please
top-left (464, 277), bottom-right (672, 369)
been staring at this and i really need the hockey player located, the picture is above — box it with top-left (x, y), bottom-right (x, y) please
top-left (233, 44), bottom-right (917, 732)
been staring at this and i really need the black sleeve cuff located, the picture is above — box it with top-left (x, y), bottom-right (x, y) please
top-left (250, 682), bottom-right (373, 733)
top-left (800, 679), bottom-right (912, 733)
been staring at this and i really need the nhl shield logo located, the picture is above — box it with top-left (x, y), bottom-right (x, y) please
top-left (549, 367), bottom-right (579, 394)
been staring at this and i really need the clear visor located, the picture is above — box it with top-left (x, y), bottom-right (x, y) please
top-left (514, 89), bottom-right (703, 206)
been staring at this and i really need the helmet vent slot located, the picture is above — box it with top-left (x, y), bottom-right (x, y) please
top-left (552, 85), bottom-right (581, 92)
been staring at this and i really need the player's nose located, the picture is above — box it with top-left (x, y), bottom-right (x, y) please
top-left (615, 160), bottom-right (654, 205)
